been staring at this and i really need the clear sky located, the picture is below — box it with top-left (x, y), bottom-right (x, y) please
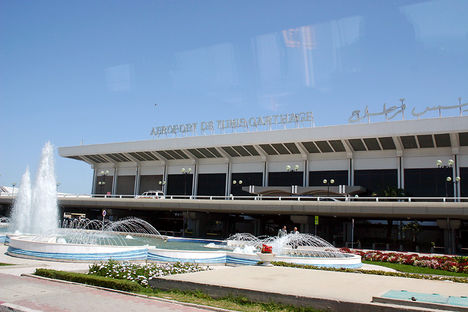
top-left (1, 0), bottom-right (467, 194)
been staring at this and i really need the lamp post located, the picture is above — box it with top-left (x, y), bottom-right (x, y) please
top-left (181, 168), bottom-right (192, 196)
top-left (286, 165), bottom-right (300, 194)
top-left (322, 178), bottom-right (335, 197)
top-left (56, 182), bottom-right (61, 192)
top-left (12, 182), bottom-right (16, 196)
top-left (436, 159), bottom-right (457, 198)
top-left (98, 170), bottom-right (109, 195)
top-left (158, 180), bottom-right (166, 192)
top-left (446, 176), bottom-right (462, 200)
top-left (232, 179), bottom-right (243, 196)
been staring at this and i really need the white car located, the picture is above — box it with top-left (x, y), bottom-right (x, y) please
top-left (137, 190), bottom-right (165, 199)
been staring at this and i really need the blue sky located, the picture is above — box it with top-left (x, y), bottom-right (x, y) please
top-left (1, 0), bottom-right (467, 194)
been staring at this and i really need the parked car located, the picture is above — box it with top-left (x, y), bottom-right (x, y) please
top-left (136, 190), bottom-right (165, 199)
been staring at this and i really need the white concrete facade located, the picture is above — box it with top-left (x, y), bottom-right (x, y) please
top-left (59, 116), bottom-right (468, 196)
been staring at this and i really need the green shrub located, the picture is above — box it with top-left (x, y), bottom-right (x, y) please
top-left (34, 268), bottom-right (143, 292)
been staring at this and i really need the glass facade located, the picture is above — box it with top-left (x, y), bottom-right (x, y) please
top-left (139, 175), bottom-right (163, 194)
top-left (404, 168), bottom-right (453, 197)
top-left (460, 167), bottom-right (467, 197)
top-left (354, 169), bottom-right (397, 196)
top-left (167, 174), bottom-right (193, 195)
top-left (95, 175), bottom-right (113, 195)
top-left (231, 172), bottom-right (263, 196)
top-left (309, 170), bottom-right (348, 186)
top-left (197, 173), bottom-right (226, 196)
top-left (268, 171), bottom-right (303, 186)
top-left (116, 176), bottom-right (135, 195)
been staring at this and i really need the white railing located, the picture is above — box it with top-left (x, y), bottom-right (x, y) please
top-left (74, 194), bottom-right (468, 202)
top-left (1, 192), bottom-right (466, 202)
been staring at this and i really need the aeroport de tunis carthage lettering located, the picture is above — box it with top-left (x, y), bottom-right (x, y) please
top-left (150, 112), bottom-right (314, 137)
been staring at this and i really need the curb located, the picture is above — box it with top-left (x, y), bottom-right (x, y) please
top-left (22, 274), bottom-right (235, 312)
top-left (149, 277), bottom-right (444, 312)
top-left (0, 302), bottom-right (42, 312)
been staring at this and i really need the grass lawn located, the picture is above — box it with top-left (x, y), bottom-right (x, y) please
top-left (35, 269), bottom-right (321, 312)
top-left (140, 288), bottom-right (321, 312)
top-left (363, 260), bottom-right (468, 277)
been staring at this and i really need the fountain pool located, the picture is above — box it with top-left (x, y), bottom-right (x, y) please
top-left (5, 142), bottom-right (361, 268)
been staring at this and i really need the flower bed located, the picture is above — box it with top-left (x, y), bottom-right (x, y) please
top-left (339, 248), bottom-right (468, 273)
top-left (88, 260), bottom-right (209, 287)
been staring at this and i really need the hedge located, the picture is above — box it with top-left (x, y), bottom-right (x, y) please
top-left (34, 268), bottom-right (144, 292)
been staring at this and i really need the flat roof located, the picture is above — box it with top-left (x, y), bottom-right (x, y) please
top-left (59, 116), bottom-right (468, 165)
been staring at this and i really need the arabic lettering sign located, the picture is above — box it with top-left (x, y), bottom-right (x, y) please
top-left (349, 99), bottom-right (467, 123)
top-left (151, 112), bottom-right (314, 137)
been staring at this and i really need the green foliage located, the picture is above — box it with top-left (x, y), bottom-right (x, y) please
top-left (363, 260), bottom-right (468, 277)
top-left (271, 261), bottom-right (468, 284)
top-left (34, 268), bottom-right (144, 292)
top-left (88, 260), bottom-right (208, 287)
top-left (379, 186), bottom-right (408, 197)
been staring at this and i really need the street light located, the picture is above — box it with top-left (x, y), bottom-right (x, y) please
top-left (158, 180), bottom-right (166, 191)
top-left (181, 168), bottom-right (192, 196)
top-left (12, 182), bottom-right (16, 195)
top-left (286, 165), bottom-right (300, 172)
top-left (232, 180), bottom-right (243, 185)
top-left (286, 165), bottom-right (300, 194)
top-left (323, 178), bottom-right (335, 197)
top-left (56, 182), bottom-right (61, 192)
top-left (436, 159), bottom-right (457, 198)
top-left (446, 176), bottom-right (462, 199)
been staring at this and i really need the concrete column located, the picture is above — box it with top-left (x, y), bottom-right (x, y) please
top-left (397, 156), bottom-right (402, 189)
top-left (163, 163), bottom-right (168, 195)
top-left (253, 218), bottom-right (262, 236)
top-left (112, 168), bottom-right (118, 195)
top-left (92, 167), bottom-right (97, 194)
top-left (226, 161), bottom-right (232, 196)
top-left (133, 166), bottom-right (140, 196)
top-left (192, 162), bottom-right (198, 196)
top-left (348, 158), bottom-right (353, 185)
top-left (454, 154), bottom-right (459, 199)
top-left (263, 161), bottom-right (268, 186)
top-left (303, 159), bottom-right (308, 187)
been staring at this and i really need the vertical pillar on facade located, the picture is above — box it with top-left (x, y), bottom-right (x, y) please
top-left (263, 161), bottom-right (268, 186)
top-left (397, 156), bottom-right (402, 189)
top-left (133, 166), bottom-right (140, 196)
top-left (348, 158), bottom-right (353, 186)
top-left (112, 167), bottom-right (118, 195)
top-left (226, 161), bottom-right (232, 196)
top-left (163, 162), bottom-right (168, 195)
top-left (454, 154), bottom-right (459, 198)
top-left (91, 167), bottom-right (97, 194)
top-left (192, 162), bottom-right (198, 196)
top-left (303, 159), bottom-right (308, 187)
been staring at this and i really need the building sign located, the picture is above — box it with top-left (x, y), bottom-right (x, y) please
top-left (150, 112), bottom-right (314, 138)
top-left (349, 98), bottom-right (467, 124)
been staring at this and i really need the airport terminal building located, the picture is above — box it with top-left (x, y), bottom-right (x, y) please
top-left (59, 115), bottom-right (468, 199)
top-left (58, 114), bottom-right (468, 253)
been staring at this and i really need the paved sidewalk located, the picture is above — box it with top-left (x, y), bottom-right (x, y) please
top-left (0, 273), bottom-right (219, 312)
top-left (153, 265), bottom-right (468, 311)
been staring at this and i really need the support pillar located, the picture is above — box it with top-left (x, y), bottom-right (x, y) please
top-left (112, 168), bottom-right (118, 195)
top-left (192, 163), bottom-right (198, 196)
top-left (134, 166), bottom-right (140, 196)
top-left (92, 167), bottom-right (97, 195)
top-left (163, 163), bottom-right (168, 195)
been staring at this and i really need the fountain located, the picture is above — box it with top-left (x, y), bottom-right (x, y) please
top-left (5, 143), bottom-right (361, 268)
